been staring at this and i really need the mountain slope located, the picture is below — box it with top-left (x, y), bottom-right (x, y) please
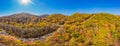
top-left (45, 13), bottom-right (120, 46)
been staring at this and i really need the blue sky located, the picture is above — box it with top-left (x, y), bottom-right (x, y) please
top-left (0, 0), bottom-right (120, 16)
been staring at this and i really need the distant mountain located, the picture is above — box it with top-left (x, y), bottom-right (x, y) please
top-left (39, 14), bottom-right (49, 18)
top-left (0, 13), bottom-right (49, 24)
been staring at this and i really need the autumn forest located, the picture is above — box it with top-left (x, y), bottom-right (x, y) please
top-left (0, 13), bottom-right (120, 46)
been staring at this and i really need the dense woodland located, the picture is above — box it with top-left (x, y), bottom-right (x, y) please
top-left (0, 13), bottom-right (120, 46)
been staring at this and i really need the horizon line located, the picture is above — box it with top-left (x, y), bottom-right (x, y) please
top-left (0, 12), bottom-right (120, 16)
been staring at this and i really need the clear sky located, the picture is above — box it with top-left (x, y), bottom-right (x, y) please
top-left (0, 0), bottom-right (120, 16)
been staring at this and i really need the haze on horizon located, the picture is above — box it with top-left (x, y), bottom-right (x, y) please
top-left (0, 0), bottom-right (120, 16)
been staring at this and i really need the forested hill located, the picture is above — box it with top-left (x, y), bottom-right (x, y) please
top-left (0, 13), bottom-right (120, 46)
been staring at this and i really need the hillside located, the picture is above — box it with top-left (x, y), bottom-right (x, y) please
top-left (0, 13), bottom-right (120, 46)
